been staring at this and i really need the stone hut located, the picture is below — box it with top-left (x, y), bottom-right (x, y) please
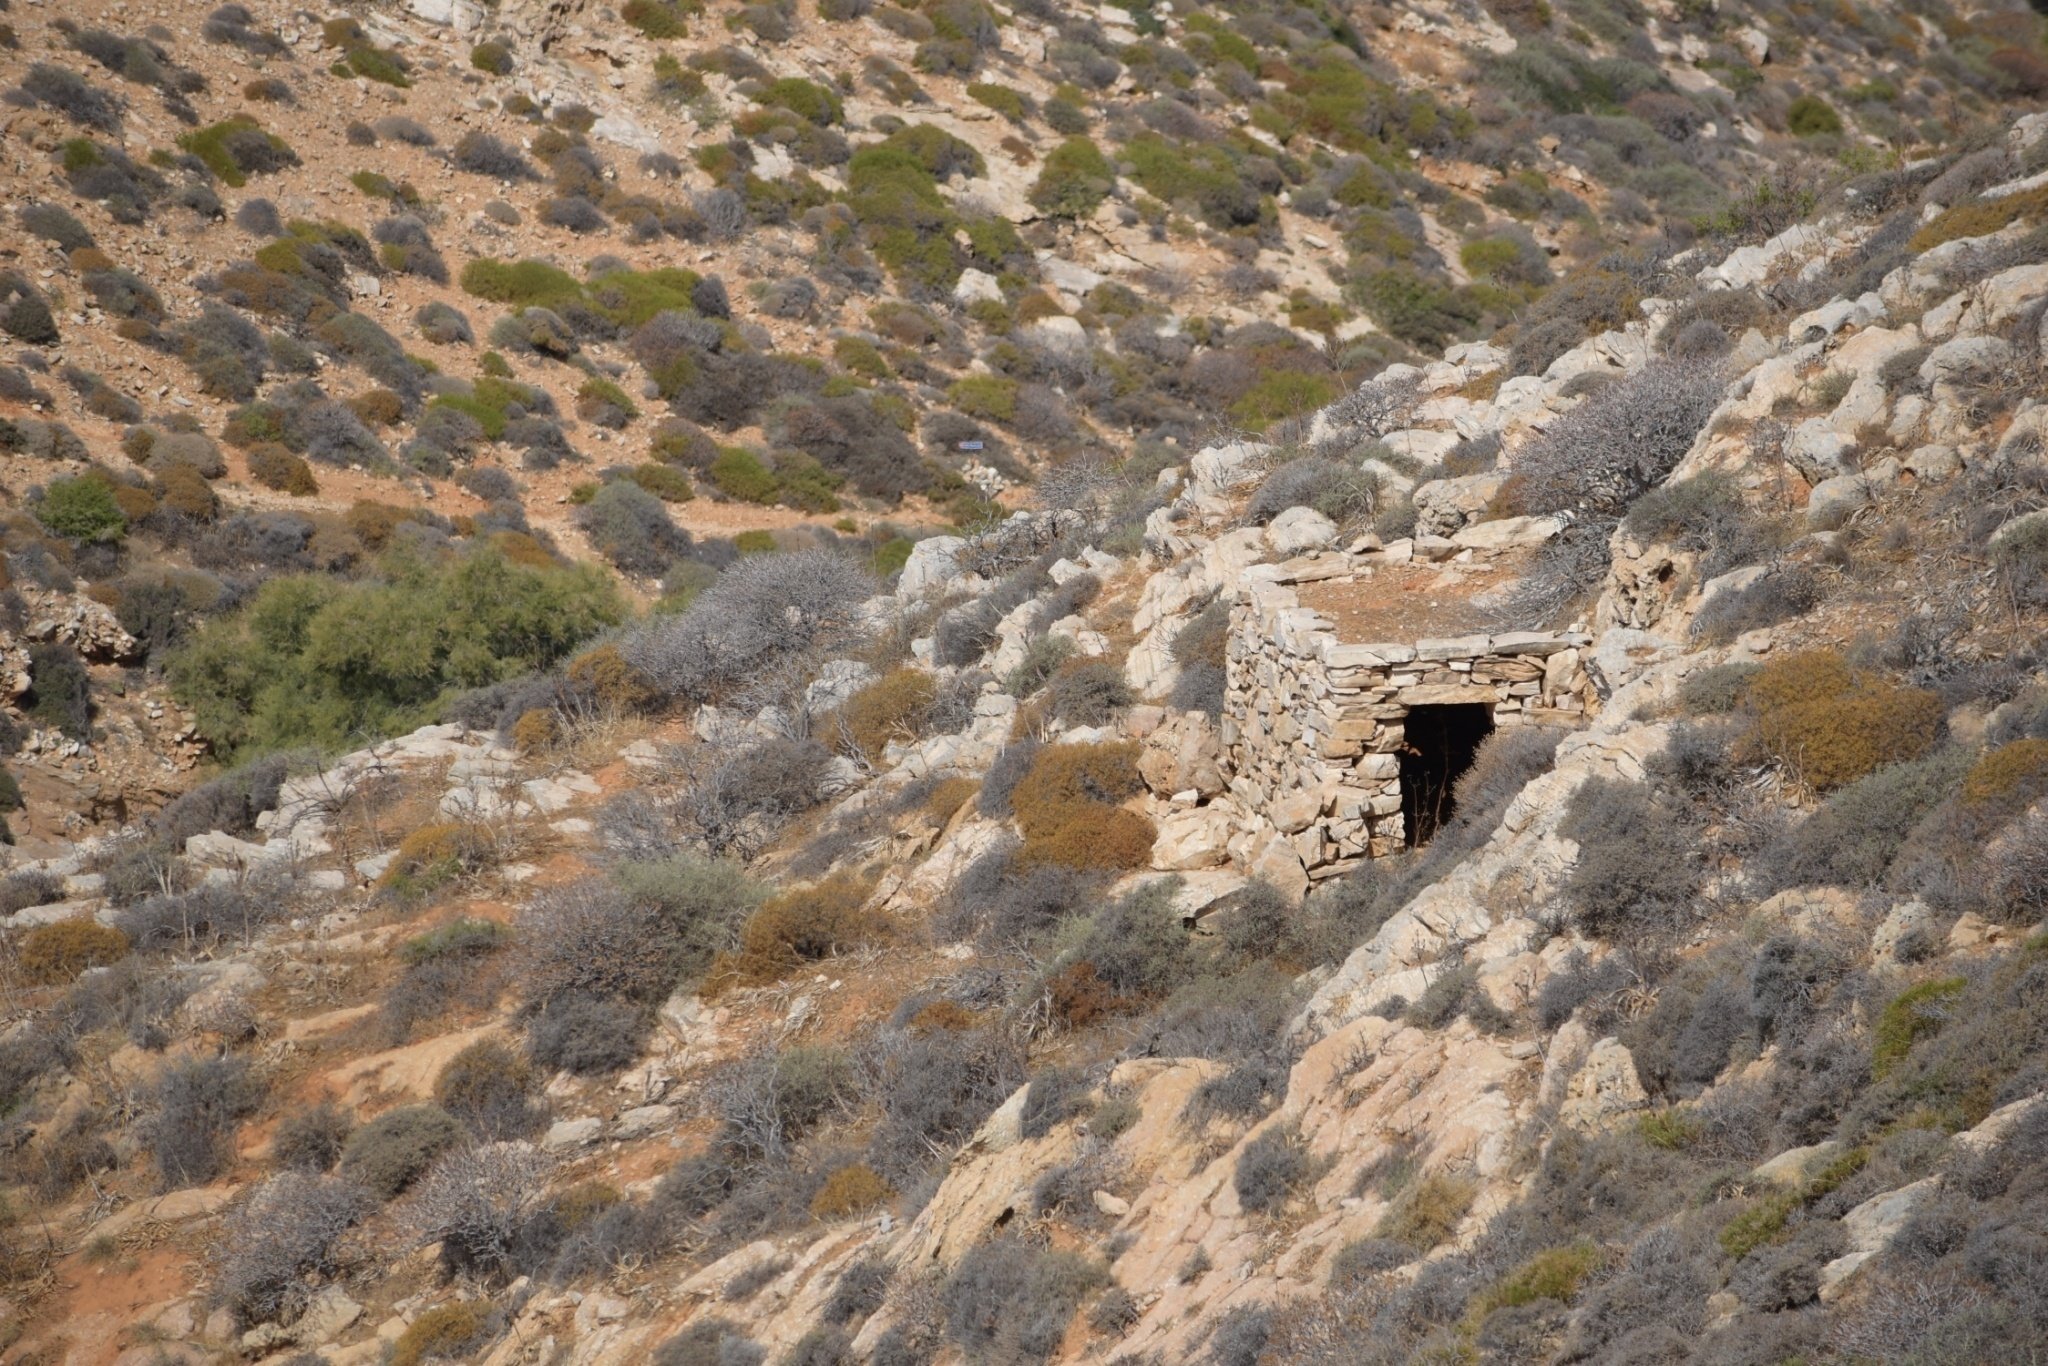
top-left (1221, 550), bottom-right (1599, 883)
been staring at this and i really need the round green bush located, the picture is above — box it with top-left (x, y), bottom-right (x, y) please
top-left (36, 476), bottom-right (126, 542)
top-left (338, 1104), bottom-right (464, 1199)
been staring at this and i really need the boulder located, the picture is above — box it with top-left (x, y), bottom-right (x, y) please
top-left (1818, 1177), bottom-right (1939, 1300)
top-left (1873, 899), bottom-right (1936, 964)
top-left (1265, 506), bottom-right (1338, 555)
top-left (1150, 808), bottom-right (1232, 871)
top-left (1920, 335), bottom-right (2013, 386)
top-left (1902, 444), bottom-right (1961, 482)
top-left (1805, 471), bottom-right (1872, 527)
top-left (952, 268), bottom-right (1003, 306)
top-left (1754, 1141), bottom-right (1841, 1188)
top-left (805, 659), bottom-right (877, 714)
top-left (1247, 835), bottom-right (1309, 901)
top-left (589, 114), bottom-right (661, 154)
top-left (1190, 441), bottom-right (1271, 496)
top-left (1787, 292), bottom-right (1885, 342)
top-left (543, 1117), bottom-right (604, 1151)
top-left (1412, 471), bottom-right (1509, 535)
top-left (1138, 712), bottom-right (1225, 798)
top-left (897, 536), bottom-right (969, 601)
top-left (1557, 1038), bottom-right (1649, 1133)
top-left (1782, 418), bottom-right (1855, 482)
top-left (612, 1105), bottom-right (676, 1139)
top-left (24, 592), bottom-right (140, 662)
top-left (1022, 315), bottom-right (1088, 356)
top-left (1451, 514), bottom-right (1562, 550)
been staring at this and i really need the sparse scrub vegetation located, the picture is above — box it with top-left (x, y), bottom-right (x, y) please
top-left (0, 7), bottom-right (2042, 1362)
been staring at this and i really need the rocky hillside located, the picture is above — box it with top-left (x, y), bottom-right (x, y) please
top-left (3, 1), bottom-right (2048, 1364)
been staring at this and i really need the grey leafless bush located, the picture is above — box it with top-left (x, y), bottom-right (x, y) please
top-left (1321, 371), bottom-right (1421, 444)
top-left (622, 550), bottom-right (876, 704)
top-left (406, 1141), bottom-right (555, 1276)
top-left (213, 1171), bottom-right (371, 1326)
top-left (1513, 361), bottom-right (1727, 518)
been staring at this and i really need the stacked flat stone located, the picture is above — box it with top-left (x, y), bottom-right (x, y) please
top-left (1221, 575), bottom-right (1596, 881)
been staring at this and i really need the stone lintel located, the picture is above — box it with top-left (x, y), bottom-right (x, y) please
top-left (1414, 634), bottom-right (1496, 660)
top-left (1488, 630), bottom-right (1590, 655)
top-left (1322, 640), bottom-right (1418, 667)
top-left (1396, 683), bottom-right (1503, 707)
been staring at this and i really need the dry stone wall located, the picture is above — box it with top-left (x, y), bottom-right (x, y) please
top-left (1222, 573), bottom-right (1597, 881)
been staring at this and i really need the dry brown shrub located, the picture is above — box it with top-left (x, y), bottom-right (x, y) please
top-left (810, 1163), bottom-right (892, 1220)
top-left (18, 919), bottom-right (130, 984)
top-left (1745, 650), bottom-right (1943, 791)
top-left (841, 668), bottom-right (937, 762)
top-left (727, 872), bottom-right (877, 983)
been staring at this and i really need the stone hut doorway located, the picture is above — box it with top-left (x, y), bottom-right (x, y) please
top-left (1400, 704), bottom-right (1496, 847)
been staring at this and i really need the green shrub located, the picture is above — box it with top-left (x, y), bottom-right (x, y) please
top-left (459, 257), bottom-right (584, 308)
top-left (760, 76), bottom-right (842, 125)
top-left (177, 117), bottom-right (297, 188)
top-left (623, 0), bottom-right (698, 37)
top-left (707, 447), bottom-right (780, 504)
top-left (1635, 1107), bottom-right (1702, 1151)
top-left (470, 40), bottom-right (513, 74)
top-left (947, 375), bottom-right (1019, 423)
top-left (1468, 1242), bottom-right (1600, 1319)
top-left (1031, 137), bottom-right (1114, 219)
top-left (339, 1104), bottom-right (464, 1199)
top-left (1872, 976), bottom-right (1968, 1079)
top-left (37, 476), bottom-right (126, 542)
top-left (1230, 371), bottom-right (1341, 430)
top-left (1374, 1173), bottom-right (1475, 1250)
top-left (967, 82), bottom-right (1026, 121)
top-left (575, 376), bottom-right (639, 428)
top-left (628, 463), bottom-right (694, 503)
top-left (1785, 94), bottom-right (1842, 137)
top-left (1718, 1189), bottom-right (1800, 1259)
top-left (345, 42), bottom-right (411, 87)
top-left (1911, 182), bottom-right (2048, 252)
top-left (391, 1302), bottom-right (494, 1366)
top-left (169, 546), bottom-right (622, 760)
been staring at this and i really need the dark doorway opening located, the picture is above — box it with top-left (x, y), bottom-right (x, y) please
top-left (1400, 704), bottom-right (1496, 847)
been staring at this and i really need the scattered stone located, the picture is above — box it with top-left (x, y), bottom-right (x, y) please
top-left (543, 1117), bottom-right (605, 1151)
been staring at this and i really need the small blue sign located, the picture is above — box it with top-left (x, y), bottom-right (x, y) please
top-left (959, 440), bottom-right (984, 451)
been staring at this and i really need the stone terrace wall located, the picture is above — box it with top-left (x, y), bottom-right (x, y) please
top-left (1221, 576), bottom-right (1596, 882)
